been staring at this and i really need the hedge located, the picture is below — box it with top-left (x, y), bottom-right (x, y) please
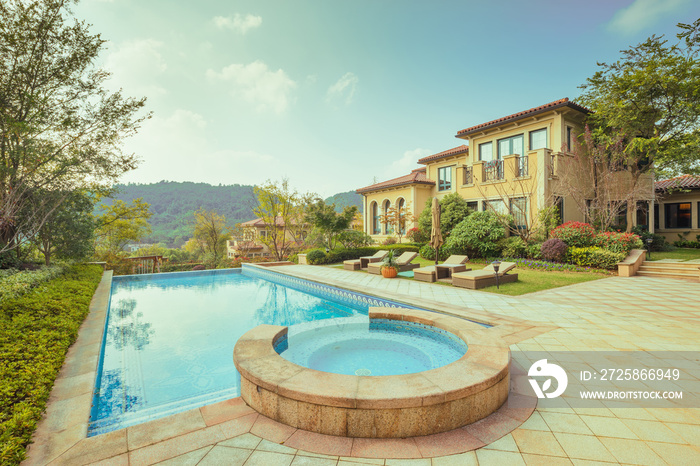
top-left (303, 244), bottom-right (421, 265)
top-left (0, 264), bottom-right (103, 465)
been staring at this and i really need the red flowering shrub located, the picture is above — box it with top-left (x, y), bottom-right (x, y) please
top-left (406, 227), bottom-right (428, 243)
top-left (593, 231), bottom-right (643, 255)
top-left (540, 238), bottom-right (568, 262)
top-left (550, 221), bottom-right (595, 248)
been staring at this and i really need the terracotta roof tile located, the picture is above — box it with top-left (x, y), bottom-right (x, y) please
top-left (456, 98), bottom-right (591, 137)
top-left (655, 174), bottom-right (700, 191)
top-left (417, 145), bottom-right (469, 164)
top-left (240, 217), bottom-right (288, 227)
top-left (357, 167), bottom-right (434, 194)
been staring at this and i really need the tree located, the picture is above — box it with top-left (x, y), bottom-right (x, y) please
top-left (192, 209), bottom-right (230, 266)
top-left (31, 189), bottom-right (96, 265)
top-left (578, 18), bottom-right (700, 177)
top-left (379, 202), bottom-right (414, 243)
top-left (418, 193), bottom-right (472, 238)
top-left (253, 179), bottom-right (312, 260)
top-left (94, 199), bottom-right (152, 256)
top-left (0, 0), bottom-right (149, 255)
top-left (305, 199), bottom-right (357, 250)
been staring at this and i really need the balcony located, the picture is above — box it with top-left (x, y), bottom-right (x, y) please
top-left (484, 160), bottom-right (504, 181)
top-left (463, 166), bottom-right (473, 185)
top-left (516, 155), bottom-right (528, 177)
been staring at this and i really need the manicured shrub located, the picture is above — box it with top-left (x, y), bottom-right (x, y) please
top-left (336, 230), bottom-right (373, 248)
top-left (593, 231), bottom-right (643, 255)
top-left (567, 246), bottom-right (625, 269)
top-left (305, 249), bottom-right (327, 264)
top-left (303, 245), bottom-right (421, 265)
top-left (526, 242), bottom-right (544, 260)
top-left (541, 238), bottom-right (568, 262)
top-left (419, 244), bottom-right (451, 261)
top-left (444, 211), bottom-right (506, 258)
top-left (499, 237), bottom-right (528, 258)
top-left (550, 221), bottom-right (595, 248)
top-left (0, 265), bottom-right (65, 305)
top-left (631, 226), bottom-right (668, 251)
top-left (406, 227), bottom-right (428, 244)
top-left (0, 265), bottom-right (103, 464)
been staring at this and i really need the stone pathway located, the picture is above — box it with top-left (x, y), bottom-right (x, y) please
top-left (25, 265), bottom-right (700, 465)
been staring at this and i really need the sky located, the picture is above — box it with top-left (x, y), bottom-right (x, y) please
top-left (74, 0), bottom-right (700, 197)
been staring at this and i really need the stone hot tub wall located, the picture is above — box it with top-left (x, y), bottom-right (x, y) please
top-left (233, 308), bottom-right (510, 438)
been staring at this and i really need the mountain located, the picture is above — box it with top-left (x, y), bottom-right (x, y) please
top-left (103, 182), bottom-right (363, 247)
top-left (325, 191), bottom-right (363, 213)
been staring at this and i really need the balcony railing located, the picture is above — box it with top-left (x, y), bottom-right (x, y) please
top-left (463, 166), bottom-right (473, 185)
top-left (516, 156), bottom-right (528, 177)
top-left (549, 153), bottom-right (557, 177)
top-left (484, 160), bottom-right (504, 181)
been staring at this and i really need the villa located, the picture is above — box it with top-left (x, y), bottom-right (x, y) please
top-left (358, 98), bottom-right (657, 240)
top-left (654, 174), bottom-right (700, 242)
top-left (227, 217), bottom-right (308, 258)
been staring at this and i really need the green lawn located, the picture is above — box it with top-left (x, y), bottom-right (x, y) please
top-left (647, 248), bottom-right (700, 262)
top-left (332, 256), bottom-right (610, 296)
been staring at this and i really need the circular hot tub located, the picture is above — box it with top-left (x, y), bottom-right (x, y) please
top-left (234, 308), bottom-right (510, 438)
top-left (280, 317), bottom-right (467, 376)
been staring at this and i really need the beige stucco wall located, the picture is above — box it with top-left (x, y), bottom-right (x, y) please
top-left (362, 185), bottom-right (431, 241)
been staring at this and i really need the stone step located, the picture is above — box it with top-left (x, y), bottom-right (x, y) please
top-left (636, 270), bottom-right (699, 281)
top-left (638, 265), bottom-right (699, 275)
top-left (642, 261), bottom-right (700, 269)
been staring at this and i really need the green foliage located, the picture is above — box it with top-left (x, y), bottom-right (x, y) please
top-left (526, 242), bottom-right (544, 260)
top-left (550, 222), bottom-right (595, 248)
top-left (382, 237), bottom-right (397, 245)
top-left (192, 209), bottom-right (231, 267)
top-left (0, 265), bottom-right (103, 464)
top-left (304, 245), bottom-right (420, 265)
top-left (94, 199), bottom-right (152, 256)
top-left (0, 0), bottom-right (148, 256)
top-left (406, 227), bottom-right (428, 243)
top-left (381, 250), bottom-right (399, 270)
top-left (631, 226), bottom-right (668, 251)
top-left (0, 265), bottom-right (65, 305)
top-left (305, 199), bottom-right (357, 250)
top-left (418, 194), bottom-right (473, 239)
top-left (499, 236), bottom-right (528, 258)
top-left (418, 244), bottom-right (451, 261)
top-left (578, 19), bottom-right (700, 176)
top-left (535, 205), bottom-right (561, 241)
top-left (445, 211), bottom-right (506, 258)
top-left (336, 230), bottom-right (372, 248)
top-left (567, 247), bottom-right (626, 269)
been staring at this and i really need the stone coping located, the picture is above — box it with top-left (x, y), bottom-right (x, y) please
top-left (234, 308), bottom-right (511, 437)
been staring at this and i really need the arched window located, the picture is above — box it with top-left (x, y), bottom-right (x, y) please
top-left (371, 202), bottom-right (380, 234)
top-left (383, 200), bottom-right (392, 234)
top-left (398, 198), bottom-right (406, 235)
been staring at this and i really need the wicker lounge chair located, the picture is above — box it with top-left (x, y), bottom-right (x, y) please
top-left (367, 251), bottom-right (420, 275)
top-left (343, 250), bottom-right (389, 271)
top-left (452, 261), bottom-right (518, 289)
top-left (413, 255), bottom-right (470, 283)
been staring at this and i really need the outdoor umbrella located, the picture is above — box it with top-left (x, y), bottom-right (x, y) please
top-left (430, 197), bottom-right (443, 266)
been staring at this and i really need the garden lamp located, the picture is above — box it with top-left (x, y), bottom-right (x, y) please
top-left (646, 238), bottom-right (653, 259)
top-left (492, 260), bottom-right (501, 289)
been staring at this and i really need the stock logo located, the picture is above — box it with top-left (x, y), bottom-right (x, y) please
top-left (528, 359), bottom-right (568, 399)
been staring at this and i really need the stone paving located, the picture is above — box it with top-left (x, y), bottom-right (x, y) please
top-left (25, 265), bottom-right (700, 465)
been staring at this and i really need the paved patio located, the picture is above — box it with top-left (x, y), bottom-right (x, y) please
top-left (25, 265), bottom-right (700, 465)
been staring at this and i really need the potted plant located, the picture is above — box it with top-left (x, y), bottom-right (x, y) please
top-left (380, 250), bottom-right (399, 278)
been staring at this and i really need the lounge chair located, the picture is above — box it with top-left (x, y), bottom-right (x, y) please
top-left (367, 252), bottom-right (420, 275)
top-left (343, 250), bottom-right (389, 271)
top-left (452, 261), bottom-right (518, 289)
top-left (414, 255), bottom-right (471, 283)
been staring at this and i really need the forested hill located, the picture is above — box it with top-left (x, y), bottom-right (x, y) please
top-left (103, 182), bottom-right (363, 247)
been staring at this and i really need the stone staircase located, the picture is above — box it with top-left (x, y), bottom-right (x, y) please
top-left (636, 260), bottom-right (700, 281)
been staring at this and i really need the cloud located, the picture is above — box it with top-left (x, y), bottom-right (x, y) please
top-left (213, 14), bottom-right (262, 34)
top-left (607, 0), bottom-right (690, 35)
top-left (326, 72), bottom-right (359, 105)
top-left (386, 148), bottom-right (431, 177)
top-left (104, 39), bottom-right (167, 97)
top-left (206, 61), bottom-right (296, 114)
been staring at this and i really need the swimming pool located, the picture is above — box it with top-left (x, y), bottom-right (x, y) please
top-left (88, 265), bottom-right (429, 436)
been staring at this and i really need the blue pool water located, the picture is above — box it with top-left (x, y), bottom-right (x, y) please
top-left (279, 317), bottom-right (467, 376)
top-left (88, 267), bottom-right (429, 436)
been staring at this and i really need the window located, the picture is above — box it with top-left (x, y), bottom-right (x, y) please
top-left (467, 201), bottom-right (478, 213)
top-left (438, 166), bottom-right (452, 191)
top-left (371, 202), bottom-right (380, 234)
top-left (510, 197), bottom-right (528, 228)
top-left (260, 230), bottom-right (268, 238)
top-left (654, 204), bottom-right (659, 230)
top-left (383, 200), bottom-right (392, 233)
top-left (636, 201), bottom-right (649, 230)
top-left (497, 134), bottom-right (524, 158)
top-left (664, 203), bottom-right (692, 229)
top-left (484, 199), bottom-right (507, 215)
top-left (529, 128), bottom-right (547, 150)
top-left (554, 196), bottom-right (564, 225)
top-left (566, 126), bottom-right (573, 151)
top-left (398, 198), bottom-right (406, 235)
top-left (479, 142), bottom-right (493, 162)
